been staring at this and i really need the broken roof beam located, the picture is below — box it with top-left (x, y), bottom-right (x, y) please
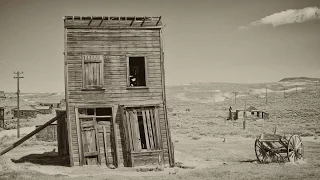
top-left (140, 16), bottom-right (146, 27)
top-left (156, 16), bottom-right (162, 26)
top-left (88, 16), bottom-right (93, 26)
top-left (130, 16), bottom-right (135, 26)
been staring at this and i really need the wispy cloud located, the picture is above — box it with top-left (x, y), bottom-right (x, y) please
top-left (239, 7), bottom-right (320, 30)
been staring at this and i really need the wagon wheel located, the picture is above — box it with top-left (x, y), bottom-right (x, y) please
top-left (255, 139), bottom-right (270, 163)
top-left (287, 135), bottom-right (304, 162)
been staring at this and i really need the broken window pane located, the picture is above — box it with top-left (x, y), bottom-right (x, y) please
top-left (129, 57), bottom-right (146, 87)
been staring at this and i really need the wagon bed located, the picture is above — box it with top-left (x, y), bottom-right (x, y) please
top-left (255, 134), bottom-right (304, 163)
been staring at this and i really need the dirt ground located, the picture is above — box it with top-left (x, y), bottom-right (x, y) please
top-left (1, 135), bottom-right (320, 180)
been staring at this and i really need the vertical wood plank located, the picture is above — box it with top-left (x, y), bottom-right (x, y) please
top-left (146, 109), bottom-right (154, 150)
top-left (94, 119), bottom-right (101, 165)
top-left (81, 55), bottom-right (85, 89)
top-left (125, 111), bottom-right (133, 152)
top-left (100, 56), bottom-right (104, 87)
top-left (154, 107), bottom-right (162, 151)
top-left (141, 109), bottom-right (150, 150)
top-left (129, 110), bottom-right (137, 151)
top-left (112, 106), bottom-right (120, 167)
top-left (103, 126), bottom-right (109, 166)
top-left (75, 107), bottom-right (84, 166)
top-left (126, 56), bottom-right (130, 87)
top-left (149, 109), bottom-right (157, 149)
top-left (133, 109), bottom-right (142, 151)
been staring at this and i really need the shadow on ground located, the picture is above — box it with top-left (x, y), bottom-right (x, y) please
top-left (239, 159), bottom-right (257, 163)
top-left (12, 151), bottom-right (69, 166)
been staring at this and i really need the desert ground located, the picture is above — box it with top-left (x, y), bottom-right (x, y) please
top-left (1, 78), bottom-right (320, 180)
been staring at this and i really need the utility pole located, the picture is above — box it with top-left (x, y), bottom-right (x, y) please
top-left (283, 86), bottom-right (286, 98)
top-left (233, 92), bottom-right (238, 105)
top-left (265, 88), bottom-right (268, 105)
top-left (243, 101), bottom-right (246, 130)
top-left (315, 81), bottom-right (319, 96)
top-left (14, 71), bottom-right (23, 138)
top-left (295, 85), bottom-right (298, 95)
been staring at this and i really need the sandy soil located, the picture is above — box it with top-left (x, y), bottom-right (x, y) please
top-left (1, 135), bottom-right (319, 180)
top-left (0, 126), bottom-right (35, 139)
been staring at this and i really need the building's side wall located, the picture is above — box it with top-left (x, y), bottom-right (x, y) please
top-left (66, 28), bottom-right (170, 166)
top-left (35, 124), bottom-right (57, 141)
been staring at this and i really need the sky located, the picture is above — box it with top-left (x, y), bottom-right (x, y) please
top-left (0, 0), bottom-right (320, 93)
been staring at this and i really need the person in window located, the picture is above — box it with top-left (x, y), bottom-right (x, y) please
top-left (130, 68), bottom-right (138, 86)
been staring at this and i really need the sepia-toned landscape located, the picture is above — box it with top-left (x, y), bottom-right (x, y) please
top-left (1, 77), bottom-right (320, 180)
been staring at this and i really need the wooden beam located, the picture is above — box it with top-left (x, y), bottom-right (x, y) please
top-left (130, 16), bottom-right (135, 26)
top-left (64, 26), bottom-right (74, 166)
top-left (75, 107), bottom-right (84, 166)
top-left (103, 126), bottom-right (110, 166)
top-left (88, 16), bottom-right (93, 26)
top-left (160, 29), bottom-right (175, 167)
top-left (99, 16), bottom-right (104, 27)
top-left (94, 119), bottom-right (101, 165)
top-left (112, 105), bottom-right (120, 167)
top-left (140, 17), bottom-right (146, 27)
top-left (156, 16), bottom-right (162, 26)
top-left (0, 112), bottom-right (66, 156)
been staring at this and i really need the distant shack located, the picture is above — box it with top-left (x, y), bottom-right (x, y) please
top-left (34, 106), bottom-right (52, 114)
top-left (229, 106), bottom-right (269, 120)
top-left (38, 100), bottom-right (61, 109)
top-left (12, 105), bottom-right (38, 119)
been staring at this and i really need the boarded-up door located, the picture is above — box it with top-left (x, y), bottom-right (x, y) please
top-left (121, 106), bottom-right (163, 167)
top-left (79, 118), bottom-right (101, 165)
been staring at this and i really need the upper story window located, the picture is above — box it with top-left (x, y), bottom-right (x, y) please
top-left (127, 56), bottom-right (148, 88)
top-left (82, 55), bottom-right (104, 90)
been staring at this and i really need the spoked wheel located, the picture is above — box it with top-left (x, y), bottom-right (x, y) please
top-left (255, 138), bottom-right (270, 163)
top-left (287, 135), bottom-right (304, 162)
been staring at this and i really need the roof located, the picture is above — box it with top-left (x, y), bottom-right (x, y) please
top-left (34, 114), bottom-right (57, 125)
top-left (12, 105), bottom-right (37, 111)
top-left (38, 100), bottom-right (61, 104)
top-left (64, 16), bottom-right (162, 29)
top-left (34, 106), bottom-right (51, 110)
top-left (246, 106), bottom-right (258, 111)
top-left (0, 99), bottom-right (32, 108)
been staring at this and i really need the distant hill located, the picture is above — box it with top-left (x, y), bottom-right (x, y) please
top-left (279, 77), bottom-right (320, 82)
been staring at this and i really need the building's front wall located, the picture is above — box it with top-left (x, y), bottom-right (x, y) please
top-left (65, 21), bottom-right (171, 167)
top-left (13, 110), bottom-right (37, 119)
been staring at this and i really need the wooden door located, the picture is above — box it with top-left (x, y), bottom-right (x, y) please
top-left (77, 117), bottom-right (101, 165)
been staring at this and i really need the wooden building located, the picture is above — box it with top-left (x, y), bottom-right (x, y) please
top-left (229, 106), bottom-right (269, 120)
top-left (34, 106), bottom-right (52, 114)
top-left (63, 16), bottom-right (174, 167)
top-left (39, 101), bottom-right (61, 109)
top-left (12, 105), bottom-right (38, 119)
top-left (35, 121), bottom-right (57, 141)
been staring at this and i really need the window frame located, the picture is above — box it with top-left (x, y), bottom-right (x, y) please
top-left (126, 55), bottom-right (149, 89)
top-left (81, 55), bottom-right (105, 91)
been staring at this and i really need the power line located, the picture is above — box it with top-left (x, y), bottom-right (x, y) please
top-left (14, 71), bottom-right (24, 138)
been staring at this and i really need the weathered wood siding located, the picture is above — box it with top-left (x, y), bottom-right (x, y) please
top-left (35, 124), bottom-right (57, 141)
top-left (65, 28), bottom-right (170, 166)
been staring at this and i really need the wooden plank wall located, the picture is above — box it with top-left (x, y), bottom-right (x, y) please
top-left (65, 28), bottom-right (170, 167)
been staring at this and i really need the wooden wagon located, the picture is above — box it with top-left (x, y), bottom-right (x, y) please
top-left (255, 134), bottom-right (304, 163)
